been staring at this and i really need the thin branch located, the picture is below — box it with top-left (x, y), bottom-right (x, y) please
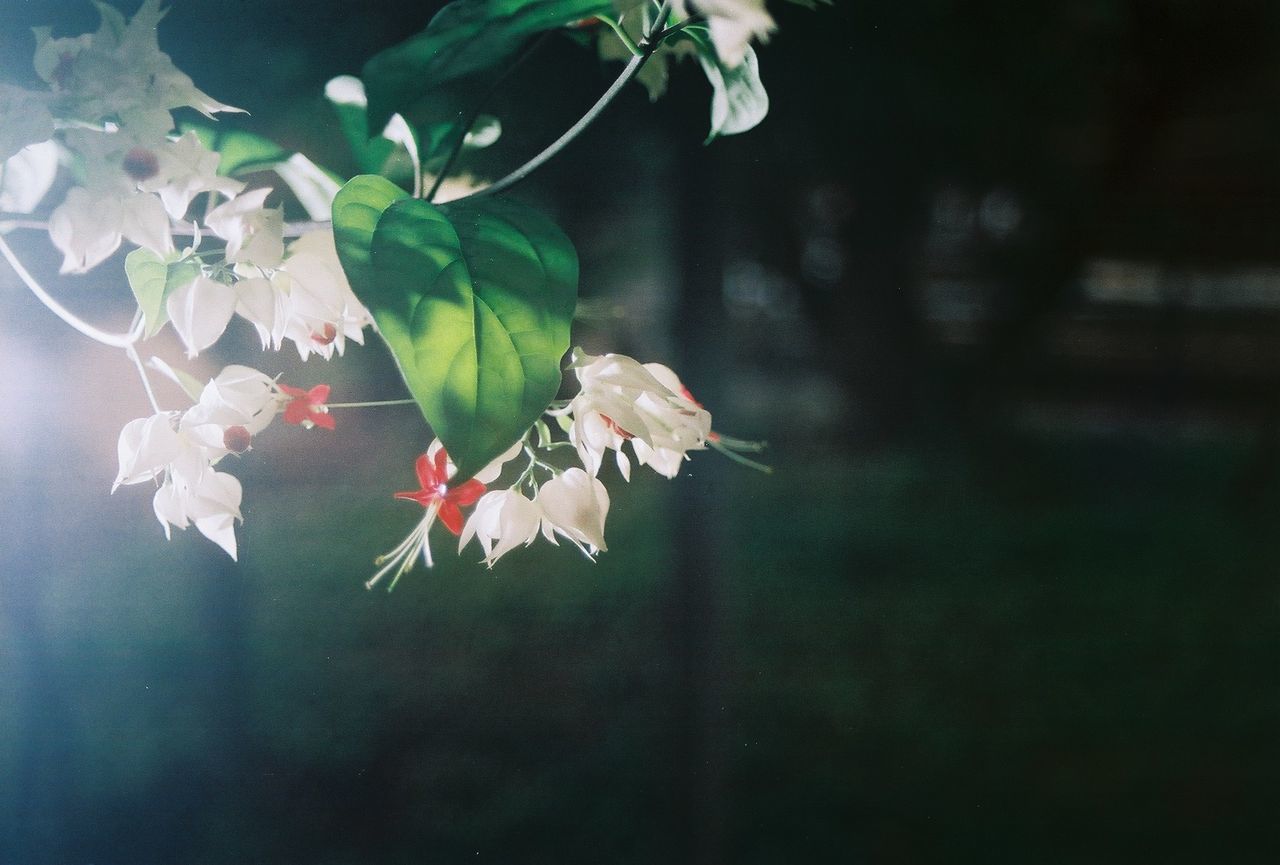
top-left (0, 234), bottom-right (142, 348)
top-left (125, 339), bottom-right (162, 413)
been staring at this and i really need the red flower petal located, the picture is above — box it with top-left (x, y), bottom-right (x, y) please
top-left (278, 383), bottom-right (307, 399)
top-left (433, 447), bottom-right (450, 480)
top-left (309, 410), bottom-right (336, 431)
top-left (414, 452), bottom-right (438, 490)
top-left (283, 401), bottom-right (309, 425)
top-left (394, 488), bottom-right (431, 506)
top-left (438, 501), bottom-right (464, 535)
top-left (449, 479), bottom-right (485, 508)
top-left (308, 384), bottom-right (331, 404)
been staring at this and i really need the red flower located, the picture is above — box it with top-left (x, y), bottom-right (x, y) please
top-left (279, 383), bottom-right (335, 430)
top-left (394, 447), bottom-right (485, 535)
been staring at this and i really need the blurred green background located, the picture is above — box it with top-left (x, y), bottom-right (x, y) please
top-left (3, 1), bottom-right (1280, 863)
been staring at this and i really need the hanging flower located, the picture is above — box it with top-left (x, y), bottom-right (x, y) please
top-left (32, 0), bottom-right (241, 122)
top-left (394, 446), bottom-right (487, 535)
top-left (368, 440), bottom-right (522, 587)
top-left (112, 409), bottom-right (245, 559)
top-left (166, 274), bottom-right (238, 358)
top-left (458, 489), bottom-right (542, 567)
top-left (273, 231), bottom-right (372, 360)
top-left (185, 365), bottom-right (281, 435)
top-left (151, 468), bottom-right (243, 560)
top-left (560, 349), bottom-right (711, 479)
top-left (536, 468), bottom-right (610, 557)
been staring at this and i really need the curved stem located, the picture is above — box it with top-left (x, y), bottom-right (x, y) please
top-left (0, 234), bottom-right (142, 348)
top-left (464, 0), bottom-right (673, 201)
top-left (125, 339), bottom-right (162, 413)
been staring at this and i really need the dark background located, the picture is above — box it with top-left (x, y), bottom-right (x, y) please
top-left (2, 1), bottom-right (1279, 862)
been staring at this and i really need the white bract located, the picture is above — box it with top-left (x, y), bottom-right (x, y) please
top-left (674, 0), bottom-right (776, 68)
top-left (140, 131), bottom-right (245, 220)
top-left (537, 468), bottom-right (611, 557)
top-left (459, 489), bottom-right (542, 567)
top-left (49, 186), bottom-right (173, 273)
top-left (271, 231), bottom-right (373, 360)
top-left (207, 188), bottom-right (284, 268)
top-left (167, 274), bottom-right (238, 359)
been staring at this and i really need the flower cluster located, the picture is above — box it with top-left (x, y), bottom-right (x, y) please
top-left (3, 1), bottom-right (777, 582)
top-left (3, 0), bottom-right (372, 364)
top-left (113, 365), bottom-right (337, 559)
top-left (373, 349), bottom-right (750, 581)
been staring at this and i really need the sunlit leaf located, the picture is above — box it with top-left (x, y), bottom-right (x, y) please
top-left (124, 248), bottom-right (202, 338)
top-left (343, 194), bottom-right (577, 479)
top-left (179, 122), bottom-right (289, 177)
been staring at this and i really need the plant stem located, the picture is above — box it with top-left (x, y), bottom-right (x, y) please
top-left (0, 234), bottom-right (142, 348)
top-left (597, 15), bottom-right (642, 56)
top-left (325, 398), bottom-right (418, 409)
top-left (464, 0), bottom-right (674, 201)
top-left (125, 338), bottom-right (162, 413)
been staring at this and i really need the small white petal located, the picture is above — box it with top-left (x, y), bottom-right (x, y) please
top-left (167, 275), bottom-right (237, 358)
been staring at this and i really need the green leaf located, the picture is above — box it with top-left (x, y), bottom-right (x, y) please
top-left (696, 42), bottom-right (769, 142)
top-left (353, 196), bottom-right (578, 480)
top-left (124, 249), bottom-right (202, 338)
top-left (332, 174), bottom-right (411, 293)
top-left (362, 0), bottom-right (612, 136)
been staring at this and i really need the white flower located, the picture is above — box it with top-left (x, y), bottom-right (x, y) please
top-left (674, 0), bottom-right (775, 68)
top-left (184, 365), bottom-right (281, 436)
top-left (112, 363), bottom-right (279, 559)
top-left (537, 468), bottom-right (610, 557)
top-left (48, 186), bottom-right (172, 273)
top-left (367, 439), bottom-right (523, 587)
top-left (459, 489), bottom-right (542, 567)
top-left (32, 0), bottom-right (241, 122)
top-left (139, 131), bottom-right (245, 220)
top-left (206, 188), bottom-right (284, 267)
top-left (272, 230), bottom-right (372, 360)
top-left (114, 411), bottom-right (185, 489)
top-left (166, 274), bottom-right (238, 358)
top-left (563, 349), bottom-right (711, 479)
top-left (151, 468), bottom-right (243, 559)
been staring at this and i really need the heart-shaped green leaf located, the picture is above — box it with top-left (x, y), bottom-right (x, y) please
top-left (334, 185), bottom-right (577, 480)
